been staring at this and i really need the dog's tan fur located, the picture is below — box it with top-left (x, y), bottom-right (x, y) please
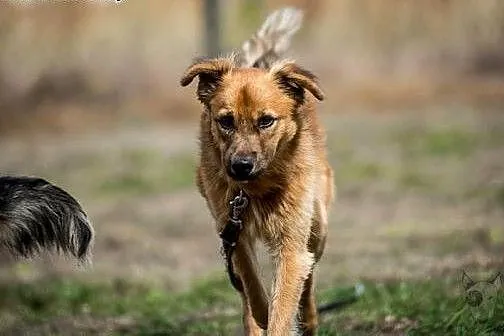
top-left (181, 8), bottom-right (333, 336)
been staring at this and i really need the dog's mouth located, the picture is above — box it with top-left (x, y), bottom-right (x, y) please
top-left (226, 167), bottom-right (261, 182)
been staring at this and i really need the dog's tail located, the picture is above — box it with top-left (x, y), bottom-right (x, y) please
top-left (317, 283), bottom-right (366, 314)
top-left (0, 176), bottom-right (93, 263)
top-left (240, 7), bottom-right (303, 69)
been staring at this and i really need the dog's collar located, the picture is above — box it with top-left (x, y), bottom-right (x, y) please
top-left (219, 189), bottom-right (249, 292)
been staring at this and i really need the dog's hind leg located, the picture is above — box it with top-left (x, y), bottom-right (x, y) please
top-left (299, 198), bottom-right (329, 335)
top-left (299, 272), bottom-right (317, 336)
top-left (232, 239), bottom-right (269, 332)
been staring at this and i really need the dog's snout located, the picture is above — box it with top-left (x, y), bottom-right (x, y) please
top-left (230, 155), bottom-right (255, 180)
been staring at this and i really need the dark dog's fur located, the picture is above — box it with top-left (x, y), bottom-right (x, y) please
top-left (0, 176), bottom-right (93, 262)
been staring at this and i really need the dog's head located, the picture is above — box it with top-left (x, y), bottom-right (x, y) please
top-left (462, 271), bottom-right (503, 320)
top-left (180, 57), bottom-right (324, 182)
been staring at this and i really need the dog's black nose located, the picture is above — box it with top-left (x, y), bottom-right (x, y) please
top-left (230, 156), bottom-right (255, 180)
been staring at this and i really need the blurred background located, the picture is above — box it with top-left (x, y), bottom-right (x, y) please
top-left (0, 0), bottom-right (503, 334)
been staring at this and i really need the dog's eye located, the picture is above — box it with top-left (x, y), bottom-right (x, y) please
top-left (216, 115), bottom-right (234, 131)
top-left (258, 115), bottom-right (276, 129)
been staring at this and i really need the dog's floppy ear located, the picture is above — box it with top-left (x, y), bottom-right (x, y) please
top-left (270, 61), bottom-right (324, 103)
top-left (180, 58), bottom-right (234, 104)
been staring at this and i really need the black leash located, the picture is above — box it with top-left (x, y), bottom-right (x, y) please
top-left (219, 189), bottom-right (248, 292)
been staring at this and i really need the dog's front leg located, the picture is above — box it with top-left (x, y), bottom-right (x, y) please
top-left (233, 239), bottom-right (269, 332)
top-left (268, 245), bottom-right (314, 335)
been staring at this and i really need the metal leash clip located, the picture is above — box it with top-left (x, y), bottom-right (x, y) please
top-left (229, 189), bottom-right (248, 226)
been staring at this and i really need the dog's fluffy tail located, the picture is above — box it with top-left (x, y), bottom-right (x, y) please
top-left (240, 7), bottom-right (303, 69)
top-left (0, 176), bottom-right (93, 262)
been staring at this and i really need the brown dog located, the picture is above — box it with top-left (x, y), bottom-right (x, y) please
top-left (181, 8), bottom-right (333, 335)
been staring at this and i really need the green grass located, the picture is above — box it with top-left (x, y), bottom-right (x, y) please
top-left (319, 278), bottom-right (504, 336)
top-left (1, 276), bottom-right (502, 335)
top-left (0, 276), bottom-right (240, 335)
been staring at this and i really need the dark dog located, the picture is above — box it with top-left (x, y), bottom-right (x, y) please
top-left (0, 176), bottom-right (93, 262)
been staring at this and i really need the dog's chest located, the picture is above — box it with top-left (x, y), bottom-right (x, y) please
top-left (245, 201), bottom-right (277, 242)
top-left (242, 189), bottom-right (317, 246)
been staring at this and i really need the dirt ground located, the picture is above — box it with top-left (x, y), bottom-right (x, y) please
top-left (1, 102), bottom-right (503, 294)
